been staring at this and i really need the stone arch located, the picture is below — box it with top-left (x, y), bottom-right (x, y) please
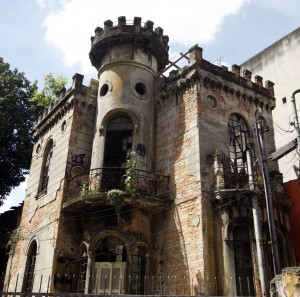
top-left (89, 230), bottom-right (131, 253)
top-left (100, 108), bottom-right (139, 134)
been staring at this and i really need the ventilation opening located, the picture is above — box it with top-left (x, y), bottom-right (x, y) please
top-left (100, 84), bottom-right (109, 97)
top-left (135, 83), bottom-right (146, 96)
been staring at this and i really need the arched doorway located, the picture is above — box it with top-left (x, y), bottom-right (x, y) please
top-left (92, 236), bottom-right (127, 294)
top-left (233, 225), bottom-right (255, 296)
top-left (104, 115), bottom-right (133, 168)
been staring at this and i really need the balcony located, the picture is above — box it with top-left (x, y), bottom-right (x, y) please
top-left (63, 167), bottom-right (170, 211)
top-left (213, 152), bottom-right (250, 202)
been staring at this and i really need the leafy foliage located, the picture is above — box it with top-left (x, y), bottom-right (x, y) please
top-left (0, 57), bottom-right (38, 204)
top-left (30, 73), bottom-right (67, 107)
top-left (124, 151), bottom-right (138, 196)
top-left (107, 189), bottom-right (125, 221)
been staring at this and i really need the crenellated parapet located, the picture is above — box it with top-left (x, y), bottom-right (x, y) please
top-left (163, 46), bottom-right (276, 113)
top-left (32, 74), bottom-right (98, 141)
top-left (89, 16), bottom-right (169, 72)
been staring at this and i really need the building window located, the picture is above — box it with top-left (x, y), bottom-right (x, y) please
top-left (228, 114), bottom-right (252, 187)
top-left (23, 241), bottom-right (37, 292)
top-left (131, 246), bottom-right (146, 294)
top-left (38, 139), bottom-right (53, 195)
top-left (233, 226), bottom-right (255, 296)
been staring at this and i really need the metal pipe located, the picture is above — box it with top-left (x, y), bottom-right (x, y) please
top-left (291, 89), bottom-right (300, 155)
top-left (255, 108), bottom-right (281, 276)
top-left (246, 149), bottom-right (267, 296)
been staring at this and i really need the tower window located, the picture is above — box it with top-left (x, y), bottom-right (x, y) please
top-left (100, 84), bottom-right (109, 97)
top-left (135, 83), bottom-right (146, 96)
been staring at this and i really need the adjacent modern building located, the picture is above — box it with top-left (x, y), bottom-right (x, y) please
top-left (242, 27), bottom-right (300, 264)
top-left (2, 17), bottom-right (295, 296)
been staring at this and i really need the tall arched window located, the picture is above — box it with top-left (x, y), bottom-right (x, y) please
top-left (39, 139), bottom-right (53, 194)
top-left (131, 246), bottom-right (146, 294)
top-left (23, 240), bottom-right (37, 292)
top-left (104, 115), bottom-right (133, 168)
top-left (228, 114), bottom-right (252, 187)
top-left (233, 226), bottom-right (255, 296)
top-left (228, 114), bottom-right (251, 164)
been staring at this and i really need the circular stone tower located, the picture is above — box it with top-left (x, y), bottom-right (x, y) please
top-left (89, 16), bottom-right (169, 171)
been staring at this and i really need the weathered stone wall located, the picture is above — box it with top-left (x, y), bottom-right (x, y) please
top-left (271, 267), bottom-right (300, 297)
top-left (5, 78), bottom-right (98, 293)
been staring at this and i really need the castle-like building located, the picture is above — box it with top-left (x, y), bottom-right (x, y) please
top-left (3, 17), bottom-right (295, 296)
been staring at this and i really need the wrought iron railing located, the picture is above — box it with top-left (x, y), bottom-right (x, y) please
top-left (65, 167), bottom-right (169, 202)
top-left (215, 153), bottom-right (249, 190)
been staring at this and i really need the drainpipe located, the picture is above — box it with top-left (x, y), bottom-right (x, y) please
top-left (246, 149), bottom-right (267, 296)
top-left (255, 108), bottom-right (281, 276)
top-left (291, 89), bottom-right (300, 157)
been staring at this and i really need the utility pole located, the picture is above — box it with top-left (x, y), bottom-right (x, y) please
top-left (291, 90), bottom-right (300, 162)
top-left (255, 108), bottom-right (281, 276)
top-left (246, 149), bottom-right (267, 296)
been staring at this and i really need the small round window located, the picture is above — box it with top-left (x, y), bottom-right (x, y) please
top-left (206, 95), bottom-right (218, 110)
top-left (135, 83), bottom-right (146, 96)
top-left (132, 80), bottom-right (149, 99)
top-left (100, 83), bottom-right (109, 97)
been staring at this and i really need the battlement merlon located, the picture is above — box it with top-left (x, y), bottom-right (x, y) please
top-left (89, 16), bottom-right (169, 72)
top-left (164, 46), bottom-right (276, 111)
top-left (32, 74), bottom-right (98, 140)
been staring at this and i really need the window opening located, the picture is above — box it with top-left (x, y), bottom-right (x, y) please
top-left (131, 247), bottom-right (145, 294)
top-left (39, 140), bottom-right (53, 194)
top-left (228, 114), bottom-right (252, 188)
top-left (100, 84), bottom-right (109, 97)
top-left (135, 83), bottom-right (146, 96)
top-left (233, 226), bottom-right (255, 296)
top-left (23, 241), bottom-right (37, 292)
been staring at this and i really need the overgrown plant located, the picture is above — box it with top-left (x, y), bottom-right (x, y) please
top-left (80, 182), bottom-right (89, 196)
top-left (124, 151), bottom-right (138, 197)
top-left (6, 228), bottom-right (20, 252)
top-left (107, 189), bottom-right (125, 221)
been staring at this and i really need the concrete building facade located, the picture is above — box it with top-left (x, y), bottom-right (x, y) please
top-left (242, 27), bottom-right (300, 265)
top-left (3, 17), bottom-right (295, 296)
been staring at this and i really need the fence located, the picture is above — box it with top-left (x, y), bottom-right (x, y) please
top-left (1, 272), bottom-right (258, 296)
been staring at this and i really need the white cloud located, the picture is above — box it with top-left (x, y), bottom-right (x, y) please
top-left (42, 0), bottom-right (249, 76)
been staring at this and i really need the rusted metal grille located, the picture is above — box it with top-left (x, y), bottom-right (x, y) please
top-left (216, 153), bottom-right (249, 189)
top-left (65, 168), bottom-right (169, 202)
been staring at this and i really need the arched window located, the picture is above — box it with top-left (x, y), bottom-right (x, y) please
top-left (39, 139), bottom-right (53, 194)
top-left (23, 240), bottom-right (37, 292)
top-left (228, 114), bottom-right (251, 164)
top-left (104, 115), bottom-right (133, 168)
top-left (131, 246), bottom-right (146, 294)
top-left (228, 114), bottom-right (252, 188)
top-left (233, 226), bottom-right (255, 296)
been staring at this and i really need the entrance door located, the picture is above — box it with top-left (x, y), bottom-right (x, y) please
top-left (233, 226), bottom-right (255, 296)
top-left (92, 262), bottom-right (126, 294)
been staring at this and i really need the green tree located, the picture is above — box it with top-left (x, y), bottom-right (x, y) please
top-left (30, 73), bottom-right (67, 107)
top-left (0, 57), bottom-right (37, 204)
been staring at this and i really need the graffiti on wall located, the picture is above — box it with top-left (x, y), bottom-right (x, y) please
top-left (66, 152), bottom-right (86, 178)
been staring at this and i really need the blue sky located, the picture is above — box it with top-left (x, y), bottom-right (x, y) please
top-left (0, 0), bottom-right (299, 213)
